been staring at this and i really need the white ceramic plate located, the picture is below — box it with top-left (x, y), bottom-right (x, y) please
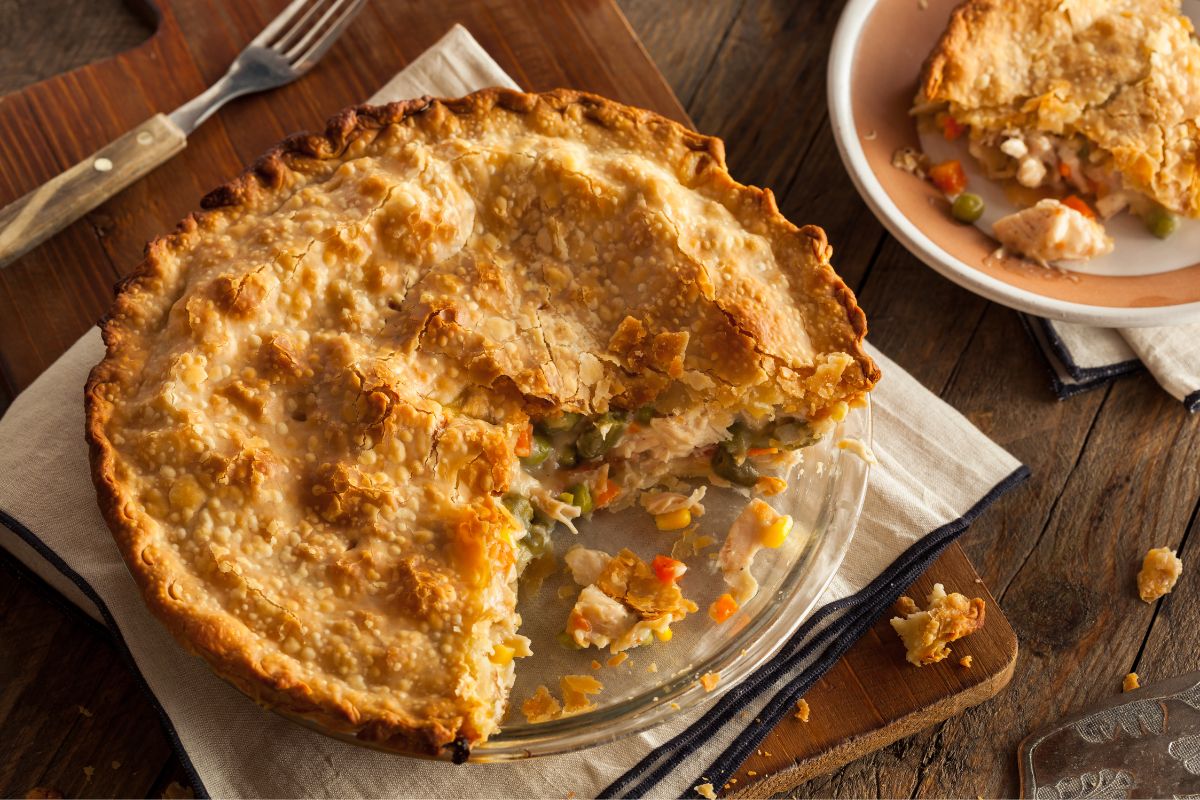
top-left (828, 0), bottom-right (1200, 327)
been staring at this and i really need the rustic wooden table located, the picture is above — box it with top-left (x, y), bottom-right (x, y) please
top-left (2, 1), bottom-right (1198, 798)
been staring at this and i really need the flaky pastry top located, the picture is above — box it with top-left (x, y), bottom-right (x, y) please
top-left (85, 89), bottom-right (876, 755)
top-left (918, 0), bottom-right (1200, 216)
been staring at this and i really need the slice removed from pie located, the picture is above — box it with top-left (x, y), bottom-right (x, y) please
top-left (85, 89), bottom-right (877, 759)
top-left (916, 0), bottom-right (1200, 224)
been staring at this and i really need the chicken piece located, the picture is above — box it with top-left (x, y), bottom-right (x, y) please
top-left (563, 548), bottom-right (696, 652)
top-left (889, 583), bottom-right (986, 666)
top-left (564, 546), bottom-right (613, 586)
top-left (1137, 547), bottom-right (1183, 603)
top-left (993, 199), bottom-right (1114, 263)
top-left (718, 498), bottom-right (794, 603)
top-left (565, 585), bottom-right (640, 650)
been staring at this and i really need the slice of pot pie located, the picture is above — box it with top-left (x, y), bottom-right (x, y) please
top-left (916, 0), bottom-right (1200, 237)
top-left (86, 89), bottom-right (877, 759)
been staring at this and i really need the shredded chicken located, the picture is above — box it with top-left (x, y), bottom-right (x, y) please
top-left (718, 498), bottom-right (790, 603)
top-left (993, 199), bottom-right (1114, 263)
top-left (639, 486), bottom-right (707, 516)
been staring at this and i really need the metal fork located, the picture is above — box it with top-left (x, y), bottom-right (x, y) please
top-left (0, 0), bottom-right (366, 270)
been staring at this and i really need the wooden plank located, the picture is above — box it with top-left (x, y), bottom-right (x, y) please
top-left (725, 543), bottom-right (1017, 797)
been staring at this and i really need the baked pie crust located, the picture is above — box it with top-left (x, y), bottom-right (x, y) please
top-left (916, 0), bottom-right (1200, 218)
top-left (85, 89), bottom-right (877, 758)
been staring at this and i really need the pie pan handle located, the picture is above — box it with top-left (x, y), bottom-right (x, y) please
top-left (0, 113), bottom-right (186, 270)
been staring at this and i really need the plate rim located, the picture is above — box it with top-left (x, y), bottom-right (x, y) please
top-left (827, 0), bottom-right (1200, 328)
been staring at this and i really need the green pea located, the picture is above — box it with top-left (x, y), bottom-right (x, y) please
top-left (538, 411), bottom-right (583, 434)
top-left (634, 406), bottom-right (656, 425)
top-left (556, 631), bottom-right (583, 650)
top-left (557, 441), bottom-right (579, 468)
top-left (951, 192), bottom-right (984, 224)
top-left (520, 432), bottom-right (553, 467)
top-left (711, 443), bottom-right (760, 487)
top-left (576, 413), bottom-right (627, 461)
top-left (502, 493), bottom-right (534, 527)
top-left (568, 483), bottom-right (594, 515)
top-left (1145, 207), bottom-right (1178, 240)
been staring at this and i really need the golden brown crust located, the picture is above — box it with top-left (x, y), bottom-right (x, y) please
top-left (85, 88), bottom-right (876, 757)
top-left (917, 0), bottom-right (1200, 216)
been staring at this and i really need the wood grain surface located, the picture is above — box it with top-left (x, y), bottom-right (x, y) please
top-left (0, 1), bottom-right (1196, 798)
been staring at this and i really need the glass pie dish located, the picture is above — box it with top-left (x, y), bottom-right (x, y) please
top-left (281, 401), bottom-right (871, 760)
top-left (482, 399), bottom-right (871, 759)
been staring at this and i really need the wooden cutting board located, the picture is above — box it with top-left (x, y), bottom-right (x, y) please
top-left (0, 0), bottom-right (1016, 794)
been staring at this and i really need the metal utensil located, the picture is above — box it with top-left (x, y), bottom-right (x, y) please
top-left (1019, 670), bottom-right (1200, 798)
top-left (0, 0), bottom-right (365, 270)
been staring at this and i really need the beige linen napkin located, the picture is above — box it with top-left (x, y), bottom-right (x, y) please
top-left (0, 27), bottom-right (1026, 799)
top-left (1024, 316), bottom-right (1200, 410)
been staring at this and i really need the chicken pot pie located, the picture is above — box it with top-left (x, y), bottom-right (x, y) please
top-left (85, 89), bottom-right (877, 759)
top-left (915, 0), bottom-right (1200, 258)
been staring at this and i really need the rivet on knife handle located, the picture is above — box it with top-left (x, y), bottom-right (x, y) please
top-left (0, 113), bottom-right (186, 270)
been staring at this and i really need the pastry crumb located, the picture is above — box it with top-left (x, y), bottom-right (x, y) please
top-left (522, 685), bottom-right (563, 723)
top-left (747, 770), bottom-right (758, 776)
top-left (77, 705), bottom-right (93, 718)
top-left (1123, 672), bottom-right (1140, 692)
top-left (795, 698), bottom-right (811, 722)
top-left (959, 655), bottom-right (973, 669)
top-left (161, 782), bottom-right (194, 799)
top-left (647, 662), bottom-right (658, 673)
top-left (558, 584), bottom-right (577, 600)
top-left (111, 761), bottom-right (121, 770)
top-left (890, 583), bottom-right (986, 666)
top-left (607, 652), bottom-right (628, 667)
top-left (24, 789), bottom-right (63, 799)
top-left (892, 146), bottom-right (930, 179)
top-left (694, 783), bottom-right (717, 799)
top-left (755, 476), bottom-right (788, 496)
top-left (700, 672), bottom-right (720, 692)
top-left (82, 767), bottom-right (94, 782)
top-left (590, 659), bottom-right (602, 670)
top-left (561, 674), bottom-right (604, 713)
top-left (1137, 547), bottom-right (1182, 603)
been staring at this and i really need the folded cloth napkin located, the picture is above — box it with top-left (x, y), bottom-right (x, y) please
top-left (0, 27), bottom-right (1027, 800)
top-left (1022, 315), bottom-right (1200, 411)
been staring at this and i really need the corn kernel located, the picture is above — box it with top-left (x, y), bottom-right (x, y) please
top-left (654, 627), bottom-right (673, 642)
top-left (490, 644), bottom-right (516, 665)
top-left (655, 508), bottom-right (692, 531)
top-left (761, 515), bottom-right (793, 548)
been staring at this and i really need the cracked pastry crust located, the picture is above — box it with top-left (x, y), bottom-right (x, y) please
top-left (84, 88), bottom-right (877, 758)
top-left (917, 0), bottom-right (1200, 217)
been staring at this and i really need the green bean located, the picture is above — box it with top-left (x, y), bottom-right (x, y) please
top-left (634, 406), bottom-right (656, 425)
top-left (568, 482), bottom-right (594, 515)
top-left (502, 493), bottom-right (534, 527)
top-left (520, 432), bottom-right (553, 467)
top-left (725, 421), bottom-right (753, 458)
top-left (711, 443), bottom-right (760, 487)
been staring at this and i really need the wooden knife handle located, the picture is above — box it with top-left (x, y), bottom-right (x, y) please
top-left (0, 113), bottom-right (186, 269)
